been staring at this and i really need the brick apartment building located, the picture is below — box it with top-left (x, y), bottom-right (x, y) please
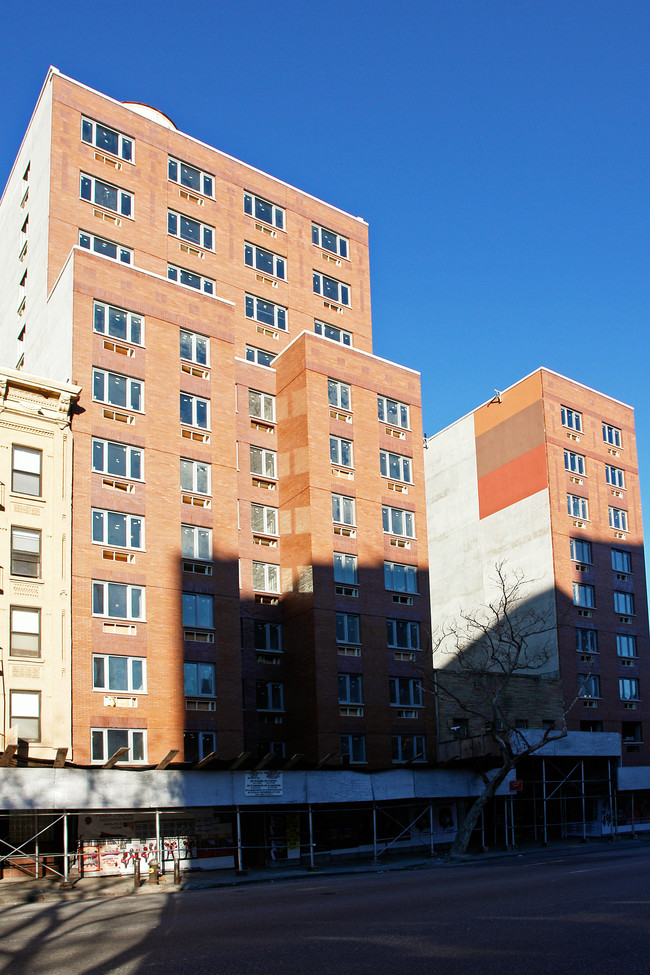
top-left (0, 68), bottom-right (433, 769)
top-left (425, 367), bottom-right (650, 767)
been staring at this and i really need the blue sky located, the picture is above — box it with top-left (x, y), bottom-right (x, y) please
top-left (2, 0), bottom-right (650, 526)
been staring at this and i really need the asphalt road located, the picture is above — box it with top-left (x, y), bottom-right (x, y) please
top-left (0, 846), bottom-right (648, 975)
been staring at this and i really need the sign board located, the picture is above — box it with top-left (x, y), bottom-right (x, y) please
top-left (244, 771), bottom-right (283, 797)
top-left (510, 779), bottom-right (523, 792)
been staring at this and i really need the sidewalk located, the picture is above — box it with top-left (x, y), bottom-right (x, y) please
top-left (1, 836), bottom-right (647, 907)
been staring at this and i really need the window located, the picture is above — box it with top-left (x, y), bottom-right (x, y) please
top-left (612, 549), bottom-right (632, 573)
top-left (336, 613), bottom-right (360, 644)
top-left (609, 507), bottom-right (628, 531)
top-left (9, 691), bottom-right (40, 742)
top-left (244, 192), bottom-right (284, 230)
top-left (328, 379), bottom-right (351, 411)
top-left (91, 728), bottom-right (146, 764)
top-left (572, 583), bottom-right (595, 608)
top-left (621, 722), bottom-right (642, 744)
top-left (614, 591), bottom-right (635, 615)
top-left (92, 582), bottom-right (144, 620)
top-left (312, 223), bottom-right (348, 258)
top-left (80, 173), bottom-right (132, 217)
top-left (385, 561), bottom-right (417, 593)
top-left (245, 345), bottom-right (275, 367)
top-left (329, 437), bottom-right (353, 468)
top-left (246, 294), bottom-right (287, 331)
top-left (182, 525), bottom-right (212, 561)
top-left (567, 494), bottom-right (589, 520)
top-left (254, 622), bottom-right (282, 652)
top-left (578, 675), bottom-right (600, 699)
top-left (167, 264), bottom-right (215, 295)
top-left (383, 506), bottom-right (415, 538)
top-left (184, 731), bottom-right (216, 763)
top-left (570, 538), bottom-right (592, 564)
top-left (338, 674), bottom-right (363, 704)
top-left (340, 734), bottom-right (366, 763)
top-left (181, 458), bottom-right (211, 495)
top-left (619, 678), bottom-right (640, 702)
top-left (564, 450), bottom-right (585, 475)
top-left (94, 301), bottom-right (143, 345)
top-left (180, 330), bottom-right (209, 366)
top-left (256, 681), bottom-right (284, 711)
top-left (92, 509), bottom-right (143, 550)
top-left (249, 390), bottom-right (275, 422)
top-left (93, 368), bottom-right (143, 412)
top-left (79, 230), bottom-right (132, 264)
top-left (168, 157), bottom-right (213, 198)
top-left (252, 561), bottom-right (280, 593)
top-left (391, 735), bottom-right (426, 763)
top-left (180, 393), bottom-right (210, 429)
top-left (617, 634), bottom-right (637, 658)
top-left (313, 272), bottom-right (350, 306)
top-left (389, 678), bottom-right (422, 707)
top-left (10, 607), bottom-right (40, 658)
top-left (251, 503), bottom-right (278, 535)
top-left (314, 320), bottom-right (351, 346)
top-left (387, 619), bottom-right (420, 650)
top-left (332, 494), bottom-right (355, 526)
top-left (575, 627), bottom-right (598, 653)
top-left (378, 396), bottom-right (410, 430)
top-left (603, 423), bottom-right (622, 447)
top-left (245, 243), bottom-right (285, 279)
top-left (82, 118), bottom-right (132, 161)
top-left (11, 446), bottom-right (41, 495)
top-left (184, 662), bottom-right (215, 697)
top-left (561, 406), bottom-right (582, 432)
top-left (250, 446), bottom-right (277, 479)
top-left (606, 465), bottom-right (625, 488)
top-left (93, 654), bottom-right (145, 693)
top-left (93, 438), bottom-right (143, 480)
top-left (182, 593), bottom-right (214, 629)
top-left (334, 553), bottom-right (358, 585)
top-left (11, 528), bottom-right (40, 577)
top-left (380, 451), bottom-right (412, 483)
top-left (167, 210), bottom-right (214, 251)
top-left (581, 720), bottom-right (603, 733)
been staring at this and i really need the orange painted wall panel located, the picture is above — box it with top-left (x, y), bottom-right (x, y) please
top-left (478, 443), bottom-right (548, 519)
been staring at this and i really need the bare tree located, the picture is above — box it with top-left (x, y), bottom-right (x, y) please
top-left (430, 562), bottom-right (577, 856)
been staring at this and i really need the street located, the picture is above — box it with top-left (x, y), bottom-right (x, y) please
top-left (0, 845), bottom-right (648, 974)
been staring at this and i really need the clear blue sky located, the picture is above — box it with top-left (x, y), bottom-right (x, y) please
top-left (2, 0), bottom-right (650, 530)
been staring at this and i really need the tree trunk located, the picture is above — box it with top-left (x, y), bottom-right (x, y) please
top-left (450, 762), bottom-right (515, 856)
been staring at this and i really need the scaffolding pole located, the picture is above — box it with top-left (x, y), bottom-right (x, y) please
top-left (429, 803), bottom-right (435, 857)
top-left (308, 805), bottom-right (315, 869)
top-left (155, 809), bottom-right (161, 873)
top-left (63, 811), bottom-right (69, 881)
top-left (542, 758), bottom-right (548, 846)
top-left (372, 804), bottom-right (377, 861)
top-left (581, 761), bottom-right (586, 842)
top-left (236, 807), bottom-right (243, 872)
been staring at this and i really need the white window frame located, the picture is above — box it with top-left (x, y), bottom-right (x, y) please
top-left (567, 494), bottom-right (589, 520)
top-left (312, 223), bottom-right (348, 258)
top-left (330, 436), bottom-right (354, 469)
top-left (10, 527), bottom-right (41, 578)
top-left (180, 329), bottom-right (209, 367)
top-left (82, 117), bottom-right (133, 162)
top-left (11, 446), bottom-right (41, 496)
top-left (168, 157), bottom-right (214, 198)
top-left (380, 450), bottom-right (412, 483)
top-left (182, 592), bottom-right (214, 629)
top-left (180, 392), bottom-right (210, 430)
top-left (387, 619), bottom-right (420, 650)
top-left (391, 734), bottom-right (426, 763)
top-left (254, 622), bottom-right (282, 652)
top-left (564, 450), bottom-right (585, 475)
top-left (256, 681), bottom-right (284, 711)
top-left (572, 583), bottom-right (595, 608)
top-left (184, 661), bottom-right (216, 698)
top-left (340, 734), bottom-right (366, 763)
top-left (606, 465), bottom-right (625, 488)
top-left (92, 508), bottom-right (144, 550)
top-left (252, 561), bottom-right (280, 593)
top-left (10, 606), bottom-right (41, 658)
top-left (609, 507), bottom-right (628, 531)
top-left (245, 346), bottom-right (275, 367)
top-left (250, 446), bottom-right (277, 479)
top-left (167, 264), bottom-right (215, 296)
top-left (383, 506), bottom-right (415, 538)
top-left (167, 209), bottom-right (214, 251)
top-left (80, 173), bottom-right (133, 217)
top-left (91, 728), bottom-right (147, 764)
top-left (575, 627), bottom-right (598, 653)
top-left (249, 389), bottom-right (275, 422)
top-left (619, 678), bottom-right (640, 702)
top-left (244, 192), bottom-right (285, 230)
top-left (180, 458), bottom-right (211, 496)
top-left (94, 301), bottom-right (143, 346)
top-left (332, 494), bottom-right (355, 526)
top-left (9, 690), bottom-right (40, 742)
top-left (246, 294), bottom-right (287, 331)
top-left (314, 320), bottom-right (351, 346)
top-left (611, 548), bottom-right (632, 573)
top-left (92, 438), bottom-right (143, 481)
top-left (334, 552), bottom-right (358, 585)
top-left (79, 230), bottom-right (132, 264)
top-left (570, 538), bottom-right (592, 564)
top-left (336, 612), bottom-right (360, 645)
top-left (245, 243), bottom-right (285, 279)
top-left (578, 675), bottom-right (601, 699)
top-left (384, 561), bottom-right (417, 593)
top-left (614, 591), bottom-right (635, 615)
top-left (378, 395), bottom-right (410, 430)
top-left (93, 654), bottom-right (146, 693)
top-left (251, 503), bottom-right (278, 535)
top-left (93, 368), bottom-right (143, 413)
top-left (92, 581), bottom-right (145, 621)
top-left (617, 634), bottom-right (637, 658)
top-left (389, 677), bottom-right (422, 707)
top-left (561, 406), bottom-right (583, 432)
top-left (184, 731), bottom-right (217, 762)
top-left (338, 673), bottom-right (363, 705)
top-left (603, 423), bottom-right (622, 447)
top-left (328, 379), bottom-right (351, 411)
top-left (182, 525), bottom-right (212, 561)
top-left (312, 271), bottom-right (350, 306)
